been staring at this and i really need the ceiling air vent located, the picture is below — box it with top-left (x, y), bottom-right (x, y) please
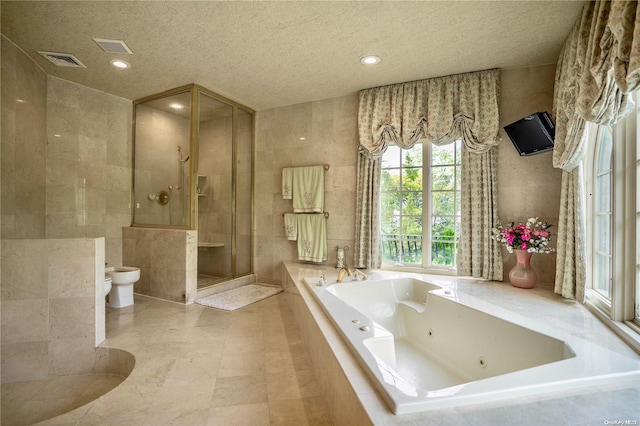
top-left (93, 38), bottom-right (133, 54)
top-left (38, 51), bottom-right (87, 68)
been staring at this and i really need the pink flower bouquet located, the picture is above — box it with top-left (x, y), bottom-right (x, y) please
top-left (492, 217), bottom-right (555, 254)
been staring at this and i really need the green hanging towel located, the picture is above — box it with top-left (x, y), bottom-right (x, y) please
top-left (292, 166), bottom-right (324, 213)
top-left (296, 214), bottom-right (327, 262)
top-left (284, 213), bottom-right (297, 241)
top-left (282, 167), bottom-right (293, 199)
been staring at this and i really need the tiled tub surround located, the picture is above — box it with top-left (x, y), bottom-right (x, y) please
top-left (282, 262), bottom-right (640, 424)
top-left (301, 275), bottom-right (640, 415)
top-left (1, 347), bottom-right (135, 425)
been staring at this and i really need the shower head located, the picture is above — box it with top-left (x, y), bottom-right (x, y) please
top-left (177, 145), bottom-right (189, 163)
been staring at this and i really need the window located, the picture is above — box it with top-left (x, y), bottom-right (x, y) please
top-left (585, 95), bottom-right (640, 347)
top-left (635, 110), bottom-right (640, 324)
top-left (591, 126), bottom-right (613, 303)
top-left (380, 141), bottom-right (461, 270)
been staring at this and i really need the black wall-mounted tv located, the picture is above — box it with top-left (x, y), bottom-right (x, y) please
top-left (504, 112), bottom-right (555, 156)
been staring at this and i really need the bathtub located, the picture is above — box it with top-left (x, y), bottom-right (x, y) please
top-left (303, 275), bottom-right (640, 415)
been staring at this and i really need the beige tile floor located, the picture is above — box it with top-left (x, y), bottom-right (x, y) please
top-left (16, 291), bottom-right (331, 425)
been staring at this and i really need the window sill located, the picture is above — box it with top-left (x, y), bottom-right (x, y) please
top-left (380, 263), bottom-right (457, 276)
top-left (585, 300), bottom-right (640, 355)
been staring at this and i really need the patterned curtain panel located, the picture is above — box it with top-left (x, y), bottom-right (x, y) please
top-left (354, 147), bottom-right (382, 268)
top-left (458, 147), bottom-right (502, 280)
top-left (553, 0), bottom-right (640, 301)
top-left (354, 69), bottom-right (502, 278)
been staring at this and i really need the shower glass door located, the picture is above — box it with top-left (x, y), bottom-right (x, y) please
top-left (132, 90), bottom-right (192, 227)
top-left (133, 84), bottom-right (254, 289)
top-left (196, 93), bottom-right (233, 285)
top-left (235, 108), bottom-right (253, 277)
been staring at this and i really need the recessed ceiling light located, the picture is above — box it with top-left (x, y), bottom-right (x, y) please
top-left (170, 103), bottom-right (184, 110)
top-left (299, 137), bottom-right (306, 141)
top-left (360, 55), bottom-right (381, 65)
top-left (109, 59), bottom-right (130, 69)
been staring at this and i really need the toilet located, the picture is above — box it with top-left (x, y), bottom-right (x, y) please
top-left (104, 276), bottom-right (112, 297)
top-left (105, 266), bottom-right (140, 308)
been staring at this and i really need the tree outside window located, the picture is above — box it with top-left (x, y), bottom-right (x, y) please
top-left (381, 141), bottom-right (461, 269)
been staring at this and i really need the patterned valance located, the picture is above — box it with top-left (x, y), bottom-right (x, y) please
top-left (354, 68), bottom-right (503, 280)
top-left (357, 68), bottom-right (501, 156)
top-left (553, 1), bottom-right (634, 173)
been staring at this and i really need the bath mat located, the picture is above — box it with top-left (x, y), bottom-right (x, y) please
top-left (195, 284), bottom-right (283, 311)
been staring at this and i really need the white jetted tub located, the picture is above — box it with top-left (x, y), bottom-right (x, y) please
top-left (303, 275), bottom-right (640, 415)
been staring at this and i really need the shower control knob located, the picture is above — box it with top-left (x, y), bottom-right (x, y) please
top-left (157, 191), bottom-right (170, 205)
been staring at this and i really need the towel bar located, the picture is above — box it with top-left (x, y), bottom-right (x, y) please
top-left (283, 164), bottom-right (329, 171)
top-left (283, 212), bottom-right (329, 218)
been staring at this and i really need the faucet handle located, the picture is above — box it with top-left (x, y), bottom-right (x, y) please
top-left (353, 269), bottom-right (368, 281)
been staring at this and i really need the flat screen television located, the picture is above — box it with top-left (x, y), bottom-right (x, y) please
top-left (504, 112), bottom-right (555, 156)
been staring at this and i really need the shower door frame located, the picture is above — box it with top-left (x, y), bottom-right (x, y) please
top-left (131, 84), bottom-right (256, 280)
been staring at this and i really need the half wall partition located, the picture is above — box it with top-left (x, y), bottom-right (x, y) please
top-left (131, 84), bottom-right (254, 301)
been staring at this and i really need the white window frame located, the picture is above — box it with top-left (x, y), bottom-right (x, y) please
top-left (585, 125), bottom-right (613, 314)
top-left (380, 141), bottom-right (461, 274)
top-left (584, 97), bottom-right (640, 352)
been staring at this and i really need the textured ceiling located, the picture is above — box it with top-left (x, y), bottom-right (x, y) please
top-left (1, 1), bottom-right (585, 111)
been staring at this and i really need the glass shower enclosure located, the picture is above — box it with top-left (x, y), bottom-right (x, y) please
top-left (132, 84), bottom-right (254, 289)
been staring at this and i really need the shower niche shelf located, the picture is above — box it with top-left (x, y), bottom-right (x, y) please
top-left (198, 242), bottom-right (224, 252)
top-left (197, 175), bottom-right (207, 197)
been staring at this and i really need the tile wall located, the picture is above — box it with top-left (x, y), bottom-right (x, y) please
top-left (1, 238), bottom-right (105, 383)
top-left (1, 35), bottom-right (132, 383)
top-left (1, 35), bottom-right (47, 239)
top-left (1, 34), bottom-right (131, 270)
top-left (133, 104), bottom-right (190, 227)
top-left (255, 96), bottom-right (359, 284)
top-left (123, 227), bottom-right (198, 303)
top-left (45, 77), bottom-right (132, 267)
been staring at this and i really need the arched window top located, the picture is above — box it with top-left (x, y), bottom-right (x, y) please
top-left (595, 126), bottom-right (613, 174)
